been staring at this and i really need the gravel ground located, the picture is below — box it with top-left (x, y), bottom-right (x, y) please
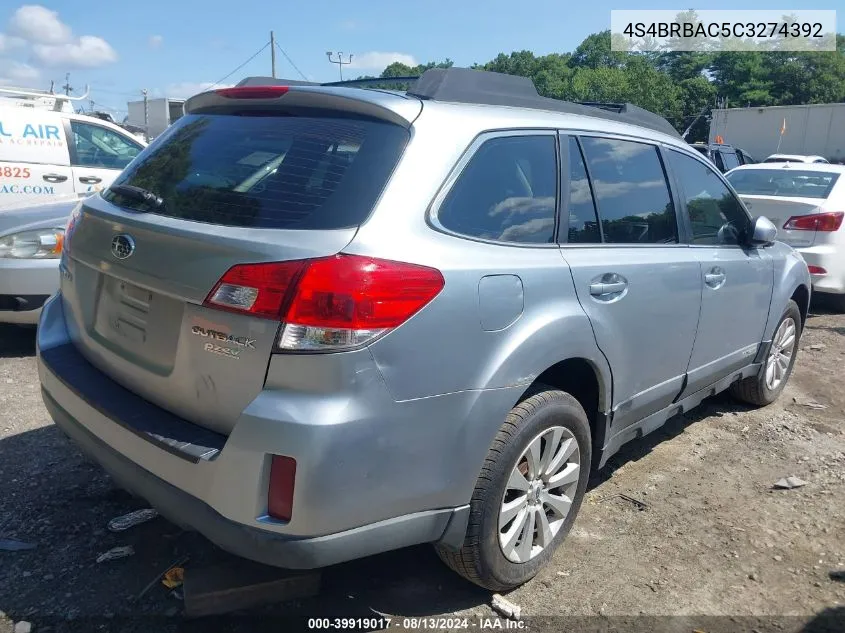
top-left (0, 301), bottom-right (843, 633)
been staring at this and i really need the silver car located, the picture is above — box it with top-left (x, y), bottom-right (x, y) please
top-left (0, 198), bottom-right (77, 325)
top-left (36, 68), bottom-right (810, 590)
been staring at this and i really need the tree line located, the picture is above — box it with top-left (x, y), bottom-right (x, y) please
top-left (359, 30), bottom-right (845, 141)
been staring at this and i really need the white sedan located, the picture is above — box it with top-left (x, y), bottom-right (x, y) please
top-left (726, 162), bottom-right (845, 311)
top-left (0, 197), bottom-right (77, 325)
top-left (763, 154), bottom-right (829, 164)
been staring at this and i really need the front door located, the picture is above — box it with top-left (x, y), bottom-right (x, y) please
top-left (560, 134), bottom-right (702, 429)
top-left (665, 148), bottom-right (774, 396)
top-left (65, 119), bottom-right (143, 196)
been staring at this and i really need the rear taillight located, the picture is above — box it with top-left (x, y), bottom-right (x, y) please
top-left (215, 86), bottom-right (289, 99)
top-left (267, 455), bottom-right (296, 522)
top-left (783, 211), bottom-right (844, 232)
top-left (203, 255), bottom-right (445, 351)
top-left (205, 261), bottom-right (307, 319)
top-left (807, 265), bottom-right (827, 275)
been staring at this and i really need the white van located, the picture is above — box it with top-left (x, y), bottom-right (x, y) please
top-left (0, 87), bottom-right (146, 208)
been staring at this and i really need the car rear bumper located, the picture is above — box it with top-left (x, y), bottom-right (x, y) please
top-left (797, 244), bottom-right (845, 295)
top-left (37, 293), bottom-right (518, 568)
top-left (42, 389), bottom-right (467, 568)
top-left (0, 258), bottom-right (58, 324)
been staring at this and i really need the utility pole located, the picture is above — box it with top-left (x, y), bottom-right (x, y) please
top-left (62, 73), bottom-right (73, 96)
top-left (142, 89), bottom-right (149, 137)
top-left (326, 51), bottom-right (353, 81)
top-left (270, 31), bottom-right (276, 78)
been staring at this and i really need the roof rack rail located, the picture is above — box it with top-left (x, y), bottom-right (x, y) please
top-left (407, 68), bottom-right (680, 138)
top-left (233, 69), bottom-right (680, 138)
top-left (321, 76), bottom-right (420, 88)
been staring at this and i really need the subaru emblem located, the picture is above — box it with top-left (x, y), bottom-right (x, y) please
top-left (111, 234), bottom-right (135, 260)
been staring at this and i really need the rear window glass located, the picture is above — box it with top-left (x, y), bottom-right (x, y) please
top-left (104, 114), bottom-right (408, 229)
top-left (726, 169), bottom-right (840, 199)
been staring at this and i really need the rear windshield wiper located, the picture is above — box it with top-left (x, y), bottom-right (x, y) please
top-left (108, 184), bottom-right (164, 209)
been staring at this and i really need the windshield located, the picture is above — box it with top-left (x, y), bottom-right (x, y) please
top-left (103, 113), bottom-right (408, 229)
top-left (726, 169), bottom-right (840, 199)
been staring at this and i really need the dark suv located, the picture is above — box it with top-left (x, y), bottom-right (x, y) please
top-left (691, 143), bottom-right (757, 173)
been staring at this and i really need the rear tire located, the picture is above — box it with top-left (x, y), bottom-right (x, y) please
top-left (730, 300), bottom-right (801, 406)
top-left (435, 385), bottom-right (591, 591)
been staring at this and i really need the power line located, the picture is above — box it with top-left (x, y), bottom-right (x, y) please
top-left (210, 41), bottom-right (271, 88)
top-left (92, 87), bottom-right (144, 97)
top-left (275, 42), bottom-right (308, 81)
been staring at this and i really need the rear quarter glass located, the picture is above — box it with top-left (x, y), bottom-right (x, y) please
top-left (102, 113), bottom-right (409, 230)
top-left (727, 170), bottom-right (840, 200)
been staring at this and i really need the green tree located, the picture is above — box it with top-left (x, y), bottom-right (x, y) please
top-left (569, 30), bottom-right (628, 69)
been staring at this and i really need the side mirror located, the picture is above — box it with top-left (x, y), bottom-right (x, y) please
top-left (750, 215), bottom-right (778, 246)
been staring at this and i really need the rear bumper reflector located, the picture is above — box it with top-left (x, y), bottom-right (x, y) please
top-left (268, 455), bottom-right (297, 522)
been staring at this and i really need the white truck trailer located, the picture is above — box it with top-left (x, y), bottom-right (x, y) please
top-left (709, 103), bottom-right (845, 163)
top-left (126, 97), bottom-right (185, 140)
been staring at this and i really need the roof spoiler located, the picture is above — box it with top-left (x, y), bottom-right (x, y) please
top-left (235, 76), bottom-right (318, 87)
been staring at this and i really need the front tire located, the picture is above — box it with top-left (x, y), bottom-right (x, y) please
top-left (730, 300), bottom-right (802, 406)
top-left (436, 386), bottom-right (591, 591)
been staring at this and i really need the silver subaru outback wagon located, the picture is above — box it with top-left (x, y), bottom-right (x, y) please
top-left (36, 68), bottom-right (810, 591)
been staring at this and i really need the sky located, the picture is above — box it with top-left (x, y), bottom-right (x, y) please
top-left (0, 1), bottom-right (842, 120)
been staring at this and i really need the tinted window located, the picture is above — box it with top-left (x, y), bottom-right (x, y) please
top-left (105, 114), bottom-right (408, 229)
top-left (438, 135), bottom-right (557, 243)
top-left (726, 169), bottom-right (839, 199)
top-left (580, 137), bottom-right (677, 244)
top-left (713, 152), bottom-right (726, 171)
top-left (721, 150), bottom-right (740, 170)
top-left (565, 137), bottom-right (601, 243)
top-left (70, 121), bottom-right (143, 170)
top-left (669, 150), bottom-right (750, 245)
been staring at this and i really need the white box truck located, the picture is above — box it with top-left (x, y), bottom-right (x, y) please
top-left (709, 103), bottom-right (845, 163)
top-left (126, 97), bottom-right (185, 140)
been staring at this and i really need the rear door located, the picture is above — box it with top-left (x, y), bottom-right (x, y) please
top-left (61, 107), bottom-right (410, 434)
top-left (720, 149), bottom-right (740, 172)
top-left (665, 149), bottom-right (773, 395)
top-left (0, 108), bottom-right (74, 207)
top-left (559, 134), bottom-right (701, 430)
top-left (65, 119), bottom-right (144, 195)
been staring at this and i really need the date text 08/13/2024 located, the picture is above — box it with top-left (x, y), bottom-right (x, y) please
top-left (307, 617), bottom-right (526, 629)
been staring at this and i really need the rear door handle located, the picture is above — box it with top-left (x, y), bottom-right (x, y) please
top-left (43, 173), bottom-right (68, 183)
top-left (590, 281), bottom-right (627, 295)
top-left (705, 267), bottom-right (726, 288)
top-left (78, 176), bottom-right (102, 185)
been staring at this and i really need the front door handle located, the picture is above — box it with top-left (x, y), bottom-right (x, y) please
top-left (43, 173), bottom-right (68, 183)
top-left (78, 176), bottom-right (102, 185)
top-left (705, 267), bottom-right (726, 288)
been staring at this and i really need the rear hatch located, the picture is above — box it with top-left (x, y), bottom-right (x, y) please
top-left (59, 89), bottom-right (413, 434)
top-left (726, 167), bottom-right (841, 247)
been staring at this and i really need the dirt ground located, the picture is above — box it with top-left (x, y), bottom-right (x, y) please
top-left (0, 300), bottom-right (843, 633)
